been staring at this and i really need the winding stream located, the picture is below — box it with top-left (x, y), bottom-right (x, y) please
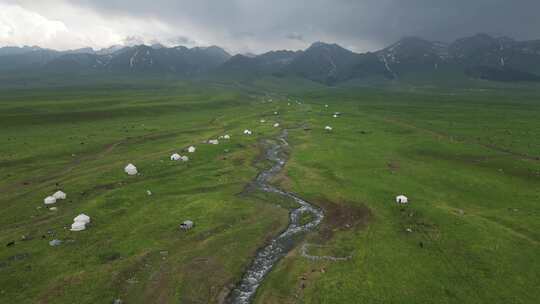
top-left (226, 130), bottom-right (324, 304)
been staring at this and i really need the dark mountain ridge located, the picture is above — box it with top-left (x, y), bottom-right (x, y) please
top-left (2, 33), bottom-right (540, 84)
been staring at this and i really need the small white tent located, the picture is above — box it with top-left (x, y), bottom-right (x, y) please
top-left (188, 146), bottom-right (196, 153)
top-left (223, 134), bottom-right (231, 140)
top-left (53, 191), bottom-right (67, 200)
top-left (124, 164), bottom-right (138, 175)
top-left (74, 213), bottom-right (91, 224)
top-left (180, 220), bottom-right (194, 230)
top-left (325, 126), bottom-right (333, 131)
top-left (208, 139), bottom-right (219, 145)
top-left (71, 213), bottom-right (90, 232)
top-left (71, 221), bottom-right (86, 231)
top-left (244, 129), bottom-right (252, 135)
top-left (396, 195), bottom-right (409, 204)
top-left (44, 196), bottom-right (57, 205)
top-left (170, 153), bottom-right (181, 161)
top-left (260, 119), bottom-right (266, 123)
top-left (273, 123), bottom-right (280, 128)
top-left (180, 155), bottom-right (189, 162)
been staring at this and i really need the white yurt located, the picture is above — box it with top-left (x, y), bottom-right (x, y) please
top-left (180, 155), bottom-right (189, 162)
top-left (260, 119), bottom-right (266, 123)
top-left (208, 139), bottom-right (219, 145)
top-left (244, 129), bottom-right (252, 135)
top-left (44, 196), bottom-right (57, 205)
top-left (396, 195), bottom-right (409, 204)
top-left (124, 163), bottom-right (138, 175)
top-left (325, 126), bottom-right (333, 131)
top-left (274, 111), bottom-right (279, 115)
top-left (170, 153), bottom-right (181, 161)
top-left (71, 221), bottom-right (86, 231)
top-left (74, 213), bottom-right (91, 224)
top-left (273, 123), bottom-right (280, 128)
top-left (188, 146), bottom-right (196, 153)
top-left (325, 104), bottom-right (329, 108)
top-left (333, 114), bottom-right (339, 118)
top-left (53, 190), bottom-right (67, 200)
top-left (223, 134), bottom-right (231, 140)
top-left (180, 220), bottom-right (194, 230)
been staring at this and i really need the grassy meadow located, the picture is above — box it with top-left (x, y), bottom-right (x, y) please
top-left (1, 77), bottom-right (539, 303)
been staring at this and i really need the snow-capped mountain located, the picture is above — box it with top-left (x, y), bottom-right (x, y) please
top-left (2, 33), bottom-right (540, 83)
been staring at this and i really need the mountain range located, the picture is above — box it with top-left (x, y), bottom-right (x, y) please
top-left (2, 33), bottom-right (540, 85)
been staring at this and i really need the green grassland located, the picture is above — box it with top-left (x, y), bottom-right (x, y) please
top-left (1, 77), bottom-right (539, 303)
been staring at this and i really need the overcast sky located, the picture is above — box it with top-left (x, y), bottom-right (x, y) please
top-left (1, 0), bottom-right (540, 54)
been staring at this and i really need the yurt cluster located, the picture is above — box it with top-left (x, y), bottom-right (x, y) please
top-left (39, 100), bottom-right (408, 239)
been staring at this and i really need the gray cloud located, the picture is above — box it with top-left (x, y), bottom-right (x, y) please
top-left (123, 35), bottom-right (145, 46)
top-left (5, 0), bottom-right (540, 53)
top-left (286, 33), bottom-right (304, 42)
top-left (167, 35), bottom-right (197, 46)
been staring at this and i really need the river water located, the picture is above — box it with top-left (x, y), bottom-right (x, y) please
top-left (226, 130), bottom-right (324, 304)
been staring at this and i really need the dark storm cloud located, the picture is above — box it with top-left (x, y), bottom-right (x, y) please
top-left (68, 0), bottom-right (540, 51)
top-left (8, 0), bottom-right (540, 52)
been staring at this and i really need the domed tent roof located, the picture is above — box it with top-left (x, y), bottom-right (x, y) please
top-left (325, 126), bottom-right (333, 131)
top-left (44, 196), bottom-right (57, 205)
top-left (243, 129), bottom-right (252, 135)
top-left (187, 146), bottom-right (196, 153)
top-left (223, 134), bottom-right (231, 140)
top-left (396, 195), bottom-right (408, 204)
top-left (124, 163), bottom-right (138, 175)
top-left (208, 139), bottom-right (219, 145)
top-left (71, 221), bottom-right (86, 231)
top-left (273, 123), bottom-right (280, 128)
top-left (180, 220), bottom-right (194, 230)
top-left (53, 190), bottom-right (66, 200)
top-left (74, 213), bottom-right (91, 224)
top-left (170, 153), bottom-right (181, 161)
